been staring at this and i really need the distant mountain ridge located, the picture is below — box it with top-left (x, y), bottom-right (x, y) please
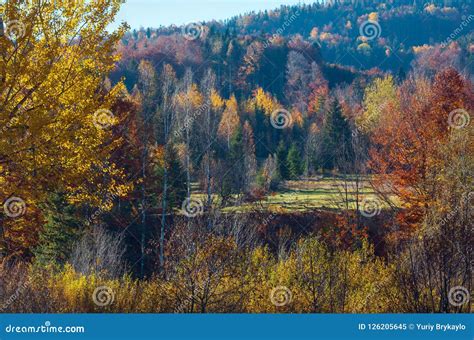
top-left (115, 0), bottom-right (473, 95)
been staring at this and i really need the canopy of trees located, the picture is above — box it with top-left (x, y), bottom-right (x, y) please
top-left (0, 0), bottom-right (472, 314)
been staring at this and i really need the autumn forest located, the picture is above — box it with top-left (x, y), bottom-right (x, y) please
top-left (0, 0), bottom-right (472, 314)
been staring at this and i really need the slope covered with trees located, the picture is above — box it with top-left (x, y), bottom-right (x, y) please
top-left (0, 0), bottom-right (472, 314)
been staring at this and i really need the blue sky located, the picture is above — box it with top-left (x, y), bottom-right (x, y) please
top-left (113, 0), bottom-right (318, 29)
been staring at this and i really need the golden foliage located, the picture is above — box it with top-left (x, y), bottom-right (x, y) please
top-left (0, 0), bottom-right (131, 254)
top-left (210, 89), bottom-right (225, 111)
top-left (368, 12), bottom-right (379, 22)
top-left (0, 237), bottom-right (399, 313)
top-left (358, 75), bottom-right (398, 133)
top-left (218, 95), bottom-right (240, 142)
top-left (251, 87), bottom-right (280, 115)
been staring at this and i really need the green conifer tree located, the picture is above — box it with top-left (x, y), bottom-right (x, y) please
top-left (276, 139), bottom-right (289, 180)
top-left (319, 99), bottom-right (353, 172)
top-left (34, 192), bottom-right (81, 267)
top-left (287, 143), bottom-right (303, 179)
top-left (152, 144), bottom-right (187, 208)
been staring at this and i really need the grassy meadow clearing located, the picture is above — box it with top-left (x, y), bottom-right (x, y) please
top-left (191, 176), bottom-right (398, 213)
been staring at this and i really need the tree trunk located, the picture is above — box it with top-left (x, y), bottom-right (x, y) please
top-left (140, 144), bottom-right (147, 278)
top-left (160, 163), bottom-right (167, 270)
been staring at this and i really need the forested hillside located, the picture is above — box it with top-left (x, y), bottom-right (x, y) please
top-left (113, 0), bottom-right (473, 92)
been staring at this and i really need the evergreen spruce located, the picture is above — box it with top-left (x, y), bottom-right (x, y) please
top-left (319, 99), bottom-right (353, 172)
top-left (254, 107), bottom-right (268, 159)
top-left (287, 143), bottom-right (303, 179)
top-left (34, 192), bottom-right (81, 267)
top-left (276, 139), bottom-right (289, 180)
top-left (152, 144), bottom-right (187, 208)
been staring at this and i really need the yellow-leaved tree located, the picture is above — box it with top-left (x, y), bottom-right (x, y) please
top-left (0, 0), bottom-right (130, 256)
top-left (357, 75), bottom-right (399, 133)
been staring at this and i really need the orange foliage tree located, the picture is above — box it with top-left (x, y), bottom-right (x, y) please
top-left (369, 68), bottom-right (473, 234)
